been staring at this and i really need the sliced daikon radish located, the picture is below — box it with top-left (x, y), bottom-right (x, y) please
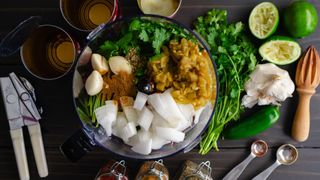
top-left (150, 111), bottom-right (173, 133)
top-left (95, 100), bottom-right (118, 136)
top-left (133, 91), bottom-right (148, 111)
top-left (175, 118), bottom-right (192, 132)
top-left (94, 105), bottom-right (110, 136)
top-left (120, 96), bottom-right (139, 126)
top-left (137, 106), bottom-right (154, 131)
top-left (121, 122), bottom-right (137, 142)
top-left (151, 134), bottom-right (170, 150)
top-left (127, 130), bottom-right (152, 146)
top-left (155, 127), bottom-right (185, 143)
top-left (112, 112), bottom-right (127, 138)
top-left (148, 93), bottom-right (176, 126)
top-left (137, 130), bottom-right (152, 142)
top-left (194, 106), bottom-right (205, 124)
top-left (105, 100), bottom-right (118, 122)
top-left (131, 139), bottom-right (152, 155)
top-left (178, 104), bottom-right (195, 123)
top-left (123, 106), bottom-right (138, 126)
top-left (161, 89), bottom-right (186, 124)
top-left (126, 134), bottom-right (139, 147)
top-left (175, 104), bottom-right (194, 131)
top-left (148, 93), bottom-right (168, 117)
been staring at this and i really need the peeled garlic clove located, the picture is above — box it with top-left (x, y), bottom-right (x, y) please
top-left (109, 56), bottom-right (132, 75)
top-left (91, 53), bottom-right (109, 75)
top-left (85, 70), bottom-right (104, 96)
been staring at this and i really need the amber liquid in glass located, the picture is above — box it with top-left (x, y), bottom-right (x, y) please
top-left (61, 0), bottom-right (114, 30)
top-left (21, 26), bottom-right (75, 79)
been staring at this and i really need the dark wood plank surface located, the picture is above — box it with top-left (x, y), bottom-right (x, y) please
top-left (0, 0), bottom-right (320, 179)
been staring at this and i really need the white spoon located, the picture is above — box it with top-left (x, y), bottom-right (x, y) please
top-left (252, 144), bottom-right (298, 180)
top-left (223, 140), bottom-right (268, 180)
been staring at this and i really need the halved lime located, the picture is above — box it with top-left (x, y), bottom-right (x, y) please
top-left (249, 2), bottom-right (279, 39)
top-left (259, 36), bottom-right (301, 65)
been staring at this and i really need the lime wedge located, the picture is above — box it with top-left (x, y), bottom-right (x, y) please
top-left (259, 36), bottom-right (301, 65)
top-left (249, 2), bottom-right (279, 39)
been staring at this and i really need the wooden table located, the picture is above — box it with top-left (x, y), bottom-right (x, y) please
top-left (0, 0), bottom-right (319, 179)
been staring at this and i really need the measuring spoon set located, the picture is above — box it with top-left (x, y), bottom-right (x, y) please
top-left (222, 140), bottom-right (298, 180)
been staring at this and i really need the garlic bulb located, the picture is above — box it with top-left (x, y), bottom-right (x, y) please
top-left (109, 56), bottom-right (132, 75)
top-left (91, 53), bottom-right (109, 75)
top-left (242, 63), bottom-right (295, 108)
top-left (85, 70), bottom-right (104, 96)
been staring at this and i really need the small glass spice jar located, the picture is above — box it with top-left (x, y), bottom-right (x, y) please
top-left (178, 160), bottom-right (213, 180)
top-left (135, 159), bottom-right (169, 180)
top-left (95, 160), bottom-right (128, 180)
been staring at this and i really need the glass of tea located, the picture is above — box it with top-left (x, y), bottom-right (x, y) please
top-left (20, 25), bottom-right (77, 80)
top-left (60, 0), bottom-right (120, 31)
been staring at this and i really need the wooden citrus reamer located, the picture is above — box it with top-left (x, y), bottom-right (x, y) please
top-left (292, 46), bottom-right (320, 142)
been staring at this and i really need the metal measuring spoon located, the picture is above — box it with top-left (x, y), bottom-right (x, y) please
top-left (252, 144), bottom-right (298, 180)
top-left (223, 140), bottom-right (268, 180)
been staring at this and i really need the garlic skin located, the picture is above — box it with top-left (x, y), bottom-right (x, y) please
top-left (91, 53), bottom-right (109, 75)
top-left (85, 70), bottom-right (104, 96)
top-left (109, 56), bottom-right (132, 75)
top-left (242, 63), bottom-right (295, 108)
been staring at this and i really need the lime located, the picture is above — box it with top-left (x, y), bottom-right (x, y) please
top-left (259, 36), bottom-right (301, 65)
top-left (283, 0), bottom-right (318, 38)
top-left (249, 2), bottom-right (279, 39)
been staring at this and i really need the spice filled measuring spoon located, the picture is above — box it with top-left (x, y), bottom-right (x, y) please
top-left (252, 144), bottom-right (298, 180)
top-left (222, 140), bottom-right (268, 180)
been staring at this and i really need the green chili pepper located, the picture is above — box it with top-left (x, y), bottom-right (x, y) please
top-left (223, 105), bottom-right (280, 139)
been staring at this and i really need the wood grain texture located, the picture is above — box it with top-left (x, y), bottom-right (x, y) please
top-left (0, 148), bottom-right (319, 180)
top-left (0, 0), bottom-right (320, 179)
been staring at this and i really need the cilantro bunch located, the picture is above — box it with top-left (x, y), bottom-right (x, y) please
top-left (194, 9), bottom-right (257, 154)
top-left (129, 18), bottom-right (195, 55)
top-left (99, 17), bottom-right (194, 59)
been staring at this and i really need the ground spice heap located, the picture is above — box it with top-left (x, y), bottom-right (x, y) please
top-left (102, 71), bottom-right (136, 101)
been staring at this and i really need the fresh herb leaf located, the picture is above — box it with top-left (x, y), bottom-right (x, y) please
top-left (117, 32), bottom-right (133, 54)
top-left (99, 41), bottom-right (118, 58)
top-left (100, 41), bottom-right (117, 51)
top-left (195, 9), bottom-right (258, 153)
top-left (139, 29), bottom-right (149, 42)
top-left (99, 18), bottom-right (195, 60)
top-left (129, 18), bottom-right (195, 56)
top-left (129, 19), bottom-right (140, 31)
top-left (152, 28), bottom-right (170, 54)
